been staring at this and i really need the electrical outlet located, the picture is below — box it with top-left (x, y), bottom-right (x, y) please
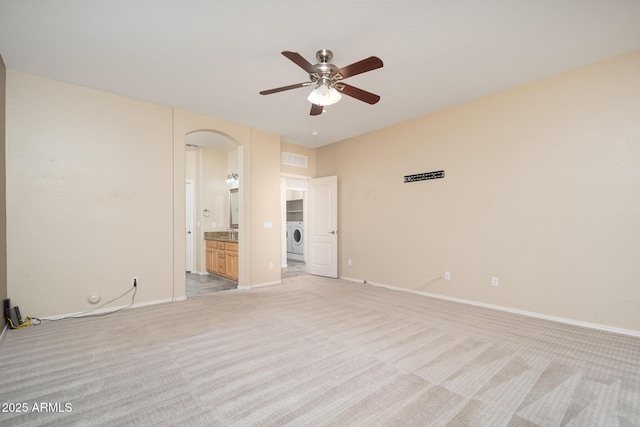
top-left (268, 262), bottom-right (273, 269)
top-left (132, 277), bottom-right (139, 287)
top-left (444, 271), bottom-right (451, 280)
top-left (491, 276), bottom-right (499, 287)
top-left (348, 259), bottom-right (352, 266)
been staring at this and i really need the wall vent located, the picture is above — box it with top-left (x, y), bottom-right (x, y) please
top-left (282, 152), bottom-right (308, 168)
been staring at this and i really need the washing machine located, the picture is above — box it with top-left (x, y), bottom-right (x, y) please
top-left (289, 221), bottom-right (304, 255)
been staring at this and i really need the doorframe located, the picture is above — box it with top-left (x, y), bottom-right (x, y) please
top-left (281, 176), bottom-right (309, 269)
top-left (185, 180), bottom-right (194, 273)
top-left (173, 108), bottom-right (254, 300)
top-left (174, 126), bottom-right (246, 301)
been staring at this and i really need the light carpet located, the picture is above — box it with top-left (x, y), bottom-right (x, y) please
top-left (0, 275), bottom-right (638, 426)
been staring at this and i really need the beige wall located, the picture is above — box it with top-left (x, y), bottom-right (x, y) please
top-left (251, 129), bottom-right (283, 285)
top-left (317, 50), bottom-right (640, 331)
top-left (186, 147), bottom-right (197, 181)
top-left (0, 54), bottom-right (6, 305)
top-left (6, 70), bottom-right (174, 317)
top-left (5, 71), bottom-right (284, 317)
top-left (201, 149), bottom-right (232, 233)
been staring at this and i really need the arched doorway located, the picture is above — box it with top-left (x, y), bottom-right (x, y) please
top-left (185, 130), bottom-right (241, 296)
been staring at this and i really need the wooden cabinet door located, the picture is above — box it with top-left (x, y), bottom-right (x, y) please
top-left (206, 247), bottom-right (216, 274)
top-left (225, 251), bottom-right (238, 280)
top-left (216, 248), bottom-right (226, 275)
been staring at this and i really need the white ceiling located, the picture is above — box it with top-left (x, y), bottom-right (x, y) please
top-left (1, 1), bottom-right (640, 148)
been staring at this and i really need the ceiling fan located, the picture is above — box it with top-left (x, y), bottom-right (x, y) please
top-left (259, 49), bottom-right (383, 116)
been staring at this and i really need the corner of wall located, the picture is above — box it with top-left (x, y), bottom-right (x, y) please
top-left (0, 53), bottom-right (7, 304)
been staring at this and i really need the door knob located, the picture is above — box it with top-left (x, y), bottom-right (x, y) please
top-left (329, 230), bottom-right (336, 234)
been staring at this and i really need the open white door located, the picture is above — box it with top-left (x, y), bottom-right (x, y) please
top-left (308, 175), bottom-right (338, 278)
top-left (185, 180), bottom-right (194, 273)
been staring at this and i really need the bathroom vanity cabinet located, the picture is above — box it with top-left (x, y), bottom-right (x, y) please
top-left (205, 239), bottom-right (238, 281)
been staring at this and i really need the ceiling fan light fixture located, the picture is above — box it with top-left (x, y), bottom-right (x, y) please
top-left (307, 84), bottom-right (342, 106)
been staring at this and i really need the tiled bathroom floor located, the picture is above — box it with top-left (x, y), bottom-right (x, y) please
top-left (282, 259), bottom-right (307, 278)
top-left (186, 260), bottom-right (307, 297)
top-left (186, 273), bottom-right (237, 297)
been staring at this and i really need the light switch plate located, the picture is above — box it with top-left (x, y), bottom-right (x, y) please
top-left (264, 221), bottom-right (273, 229)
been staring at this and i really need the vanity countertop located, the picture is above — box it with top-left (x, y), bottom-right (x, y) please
top-left (204, 231), bottom-right (238, 242)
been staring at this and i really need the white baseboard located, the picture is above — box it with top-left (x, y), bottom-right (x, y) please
top-left (340, 276), bottom-right (640, 338)
top-left (236, 281), bottom-right (283, 290)
top-left (340, 276), bottom-right (365, 284)
top-left (249, 280), bottom-right (282, 289)
top-left (41, 297), bottom-right (176, 320)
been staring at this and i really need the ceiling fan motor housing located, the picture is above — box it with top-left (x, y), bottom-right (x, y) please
top-left (311, 50), bottom-right (340, 84)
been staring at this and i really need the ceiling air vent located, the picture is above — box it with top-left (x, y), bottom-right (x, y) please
top-left (282, 152), bottom-right (308, 168)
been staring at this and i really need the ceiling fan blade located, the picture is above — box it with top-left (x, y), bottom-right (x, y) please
top-left (310, 104), bottom-right (323, 116)
top-left (282, 51), bottom-right (317, 74)
top-left (336, 56), bottom-right (383, 79)
top-left (259, 82), bottom-right (310, 95)
top-left (337, 83), bottom-right (381, 105)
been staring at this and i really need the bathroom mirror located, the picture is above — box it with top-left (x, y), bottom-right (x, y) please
top-left (229, 188), bottom-right (239, 229)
